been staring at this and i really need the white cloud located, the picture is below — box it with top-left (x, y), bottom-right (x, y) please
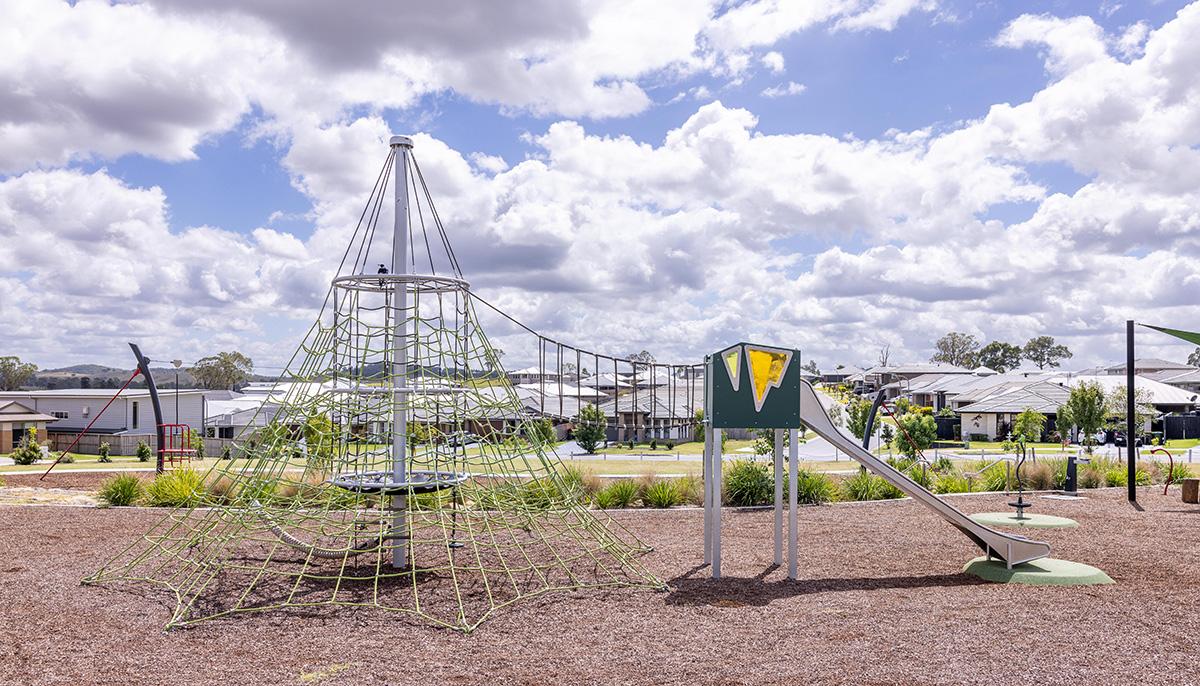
top-left (6, 0), bottom-right (1200, 372)
top-left (761, 81), bottom-right (808, 98)
top-left (761, 51), bottom-right (786, 73)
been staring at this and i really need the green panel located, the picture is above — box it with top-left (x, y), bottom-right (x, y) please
top-left (709, 343), bottom-right (802, 429)
top-left (1143, 324), bottom-right (1200, 347)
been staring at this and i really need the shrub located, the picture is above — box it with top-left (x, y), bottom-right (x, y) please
top-left (98, 474), bottom-right (145, 506)
top-left (627, 440), bottom-right (635, 450)
top-left (518, 478), bottom-right (565, 509)
top-left (206, 474), bottom-right (239, 503)
top-left (793, 470), bottom-right (837, 505)
top-left (10, 428), bottom-right (42, 465)
top-left (931, 455), bottom-right (954, 474)
top-left (189, 429), bottom-right (205, 460)
top-left (649, 439), bottom-right (658, 450)
top-left (1104, 468), bottom-right (1127, 488)
top-left (1020, 462), bottom-right (1054, 490)
top-left (643, 479), bottom-right (682, 508)
top-left (977, 462), bottom-right (1014, 491)
top-left (97, 442), bottom-right (112, 463)
top-left (145, 469), bottom-right (206, 507)
top-left (136, 441), bottom-right (152, 463)
top-left (841, 469), bottom-right (903, 501)
top-left (904, 462), bottom-right (933, 490)
top-left (1079, 466), bottom-right (1104, 489)
top-left (1043, 458), bottom-right (1067, 490)
top-left (559, 465), bottom-right (602, 501)
top-left (934, 472), bottom-right (972, 494)
top-left (665, 441), bottom-right (675, 450)
top-left (723, 460), bottom-right (773, 506)
top-left (1167, 462), bottom-right (1193, 484)
top-left (58, 452), bottom-right (76, 464)
top-left (674, 473), bottom-right (703, 505)
top-left (221, 445), bottom-right (233, 460)
top-left (595, 479), bottom-right (639, 509)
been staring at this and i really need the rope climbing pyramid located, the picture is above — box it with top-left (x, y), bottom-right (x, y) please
top-left (85, 136), bottom-right (663, 632)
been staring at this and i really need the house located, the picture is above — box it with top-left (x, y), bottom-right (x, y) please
top-left (954, 374), bottom-right (1200, 440)
top-left (820, 365), bottom-right (863, 384)
top-left (1092, 358), bottom-right (1195, 376)
top-left (858, 363), bottom-right (974, 398)
top-left (0, 401), bottom-right (59, 453)
top-left (1146, 368), bottom-right (1200, 393)
top-left (506, 365), bottom-right (559, 385)
top-left (956, 382), bottom-right (1071, 441)
top-left (0, 388), bottom-right (209, 455)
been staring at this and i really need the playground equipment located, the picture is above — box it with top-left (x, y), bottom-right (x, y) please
top-left (40, 342), bottom-right (175, 478)
top-left (703, 344), bottom-right (1052, 578)
top-left (86, 136), bottom-right (663, 632)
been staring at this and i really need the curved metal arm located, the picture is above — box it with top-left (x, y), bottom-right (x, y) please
top-left (129, 343), bottom-right (166, 474)
top-left (862, 389), bottom-right (886, 451)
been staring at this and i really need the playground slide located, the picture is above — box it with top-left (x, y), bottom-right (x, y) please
top-left (797, 381), bottom-right (1051, 567)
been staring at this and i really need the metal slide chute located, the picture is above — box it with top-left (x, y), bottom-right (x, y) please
top-left (797, 381), bottom-right (1051, 567)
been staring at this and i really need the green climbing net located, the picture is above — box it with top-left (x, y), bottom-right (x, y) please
top-left (85, 146), bottom-right (663, 632)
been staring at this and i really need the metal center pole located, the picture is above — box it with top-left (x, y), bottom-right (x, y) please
top-left (391, 135), bottom-right (413, 568)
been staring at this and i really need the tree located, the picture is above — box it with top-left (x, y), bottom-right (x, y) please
top-left (930, 332), bottom-right (979, 368)
top-left (0, 356), bottom-right (38, 391)
top-left (1011, 408), bottom-right (1047, 448)
top-left (977, 341), bottom-right (1023, 373)
top-left (894, 413), bottom-right (936, 460)
top-left (802, 359), bottom-right (820, 376)
top-left (846, 398), bottom-right (872, 440)
top-left (692, 408), bottom-right (705, 443)
top-left (1106, 384), bottom-right (1155, 436)
top-left (1189, 347), bottom-right (1200, 367)
top-left (190, 352), bottom-right (253, 390)
top-left (526, 417), bottom-right (556, 444)
top-left (574, 404), bottom-right (607, 454)
top-left (1022, 336), bottom-right (1073, 370)
top-left (877, 345), bottom-right (891, 367)
top-left (1057, 381), bottom-right (1106, 453)
top-left (880, 424), bottom-right (895, 449)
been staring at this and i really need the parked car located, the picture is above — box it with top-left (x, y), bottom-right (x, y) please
top-left (1114, 431), bottom-right (1143, 447)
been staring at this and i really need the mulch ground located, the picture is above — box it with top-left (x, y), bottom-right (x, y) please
top-left (1, 487), bottom-right (1198, 686)
top-left (2, 471), bottom-right (149, 491)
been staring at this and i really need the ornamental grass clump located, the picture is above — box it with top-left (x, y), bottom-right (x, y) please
top-left (723, 459), bottom-right (773, 506)
top-left (933, 472), bottom-right (972, 494)
top-left (595, 479), bottom-right (640, 509)
top-left (642, 479), bottom-right (682, 508)
top-left (98, 474), bottom-right (145, 507)
top-left (792, 470), bottom-right (837, 505)
top-left (145, 469), bottom-right (206, 507)
top-left (1020, 462), bottom-right (1055, 490)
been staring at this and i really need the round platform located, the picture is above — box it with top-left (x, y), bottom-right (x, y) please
top-left (969, 512), bottom-right (1078, 529)
top-left (329, 470), bottom-right (469, 495)
top-left (963, 557), bottom-right (1113, 586)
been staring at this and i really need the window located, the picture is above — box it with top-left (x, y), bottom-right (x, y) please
top-left (132, 401), bottom-right (139, 429)
top-left (51, 411), bottom-right (69, 420)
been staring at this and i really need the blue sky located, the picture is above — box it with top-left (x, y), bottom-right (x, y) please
top-left (2, 0), bottom-right (1199, 371)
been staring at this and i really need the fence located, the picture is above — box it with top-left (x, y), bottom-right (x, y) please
top-left (49, 432), bottom-right (239, 458)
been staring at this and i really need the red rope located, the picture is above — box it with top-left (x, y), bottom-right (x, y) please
top-left (39, 368), bottom-right (142, 480)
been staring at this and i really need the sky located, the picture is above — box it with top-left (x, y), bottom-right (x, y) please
top-left (2, 0), bottom-right (1199, 374)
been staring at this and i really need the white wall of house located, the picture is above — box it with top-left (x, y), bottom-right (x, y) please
top-left (0, 391), bottom-right (207, 435)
